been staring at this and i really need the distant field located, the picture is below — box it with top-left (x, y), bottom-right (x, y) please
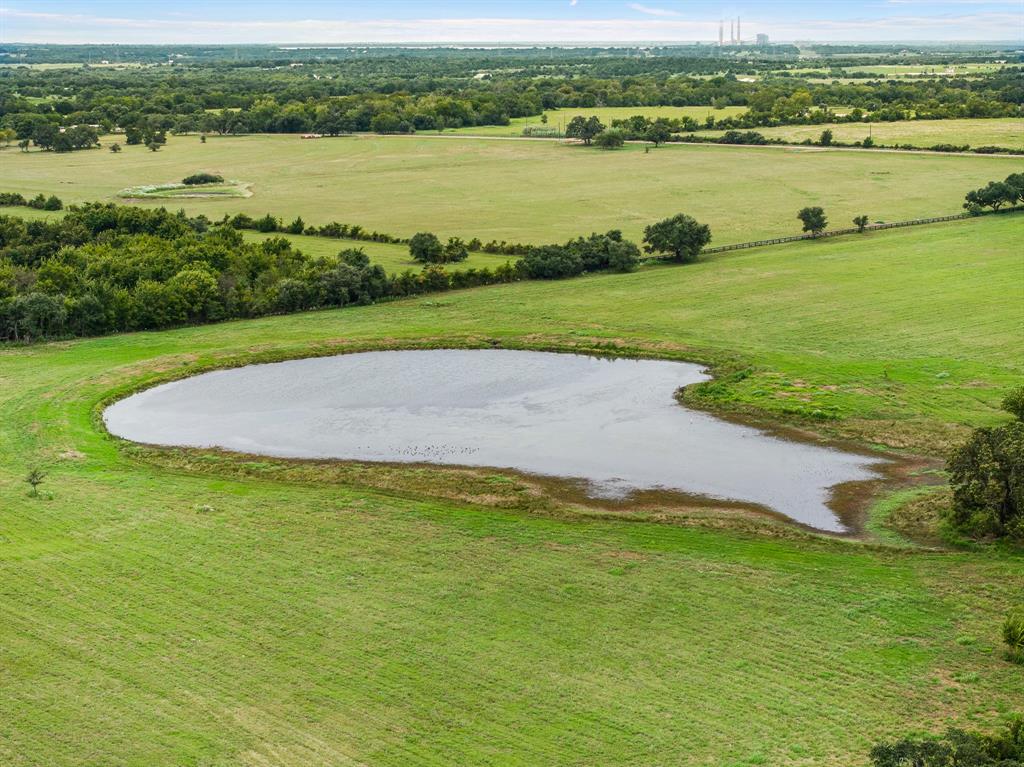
top-left (3, 133), bottom-right (1017, 245)
top-left (694, 118), bottom-right (1024, 150)
top-left (2, 217), bottom-right (1022, 767)
top-left (448, 105), bottom-right (749, 136)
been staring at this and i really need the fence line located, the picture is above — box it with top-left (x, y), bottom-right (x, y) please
top-left (640, 208), bottom-right (1019, 262)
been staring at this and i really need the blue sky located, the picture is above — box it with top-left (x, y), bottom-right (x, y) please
top-left (1, 1), bottom-right (1021, 43)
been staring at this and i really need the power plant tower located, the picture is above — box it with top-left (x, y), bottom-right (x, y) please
top-left (730, 19), bottom-right (734, 44)
top-left (737, 17), bottom-right (741, 44)
top-left (719, 19), bottom-right (724, 46)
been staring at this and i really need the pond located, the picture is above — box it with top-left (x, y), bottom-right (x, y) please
top-left (104, 349), bottom-right (885, 532)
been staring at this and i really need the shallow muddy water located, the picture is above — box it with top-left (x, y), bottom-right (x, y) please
top-left (104, 349), bottom-right (884, 532)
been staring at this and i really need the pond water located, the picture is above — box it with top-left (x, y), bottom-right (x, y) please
top-left (104, 349), bottom-right (884, 532)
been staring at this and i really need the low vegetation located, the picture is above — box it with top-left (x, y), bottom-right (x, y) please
top-left (1005, 609), bottom-right (1024, 664)
top-left (870, 717), bottom-right (1024, 766)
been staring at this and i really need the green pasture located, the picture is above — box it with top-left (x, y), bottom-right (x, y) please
top-left (3, 132), bottom-right (1019, 245)
top-left (695, 118), bottom-right (1024, 150)
top-left (447, 105), bottom-right (749, 136)
top-left (1, 216), bottom-right (1022, 766)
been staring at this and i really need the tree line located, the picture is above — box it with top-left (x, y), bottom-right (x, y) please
top-left (2, 52), bottom-right (1019, 145)
top-left (0, 201), bottom-right (713, 343)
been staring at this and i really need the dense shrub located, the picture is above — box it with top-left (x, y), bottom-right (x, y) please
top-left (182, 173), bottom-right (224, 185)
top-left (870, 717), bottom-right (1024, 766)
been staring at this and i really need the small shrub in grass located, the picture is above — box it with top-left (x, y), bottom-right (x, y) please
top-left (25, 467), bottom-right (46, 497)
top-left (1004, 608), bottom-right (1024, 664)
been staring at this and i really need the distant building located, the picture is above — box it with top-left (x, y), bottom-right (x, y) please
top-left (756, 33), bottom-right (769, 46)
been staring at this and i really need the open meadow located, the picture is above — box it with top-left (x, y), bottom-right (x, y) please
top-left (3, 133), bottom-right (1020, 245)
top-left (447, 105), bottom-right (749, 136)
top-left (2, 214), bottom-right (1023, 766)
top-left (695, 118), bottom-right (1024, 150)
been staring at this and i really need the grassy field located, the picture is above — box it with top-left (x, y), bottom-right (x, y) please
top-left (1, 216), bottom-right (1022, 766)
top-left (3, 133), bottom-right (1019, 245)
top-left (695, 118), bottom-right (1024, 150)
top-left (447, 105), bottom-right (749, 136)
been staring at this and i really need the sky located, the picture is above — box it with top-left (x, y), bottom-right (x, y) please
top-left (1, 0), bottom-right (1022, 44)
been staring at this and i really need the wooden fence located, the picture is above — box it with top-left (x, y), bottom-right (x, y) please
top-left (640, 208), bottom-right (1019, 262)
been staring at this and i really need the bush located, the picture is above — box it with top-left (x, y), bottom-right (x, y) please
top-left (0, 192), bottom-right (27, 206)
top-left (593, 129), bottom-right (625, 149)
top-left (182, 173), bottom-right (224, 185)
top-left (870, 717), bottom-right (1024, 766)
top-left (1004, 608), bottom-right (1024, 663)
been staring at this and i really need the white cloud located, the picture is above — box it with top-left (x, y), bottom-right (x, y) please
top-left (628, 4), bottom-right (682, 17)
top-left (0, 6), bottom-right (1019, 43)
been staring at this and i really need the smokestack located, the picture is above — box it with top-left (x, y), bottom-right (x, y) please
top-left (719, 20), bottom-right (724, 46)
top-left (730, 19), bottom-right (734, 44)
top-left (737, 16), bottom-right (741, 44)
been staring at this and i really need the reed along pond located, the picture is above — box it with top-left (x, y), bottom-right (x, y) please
top-left (104, 349), bottom-right (885, 532)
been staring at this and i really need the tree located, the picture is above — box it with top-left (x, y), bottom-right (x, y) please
top-left (797, 206), bottom-right (828, 236)
top-left (409, 232), bottom-right (443, 263)
top-left (124, 125), bottom-right (143, 145)
top-left (861, 135), bottom-right (875, 148)
top-left (32, 123), bottom-right (60, 151)
top-left (0, 127), bottom-right (17, 148)
top-left (594, 129), bottom-right (625, 149)
top-left (645, 121), bottom-right (672, 147)
top-left (110, 142), bottom-right (122, 153)
top-left (819, 129), bottom-right (834, 146)
top-left (146, 140), bottom-right (161, 152)
top-left (566, 115), bottom-right (605, 145)
top-left (200, 134), bottom-right (207, 143)
top-left (642, 214), bottom-right (712, 263)
top-left (945, 387), bottom-right (1024, 540)
top-left (853, 215), bottom-right (870, 232)
top-left (25, 467), bottom-right (46, 497)
top-left (441, 237), bottom-right (469, 263)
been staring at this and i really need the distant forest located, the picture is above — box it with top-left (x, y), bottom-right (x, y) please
top-left (1, 44), bottom-right (1021, 141)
